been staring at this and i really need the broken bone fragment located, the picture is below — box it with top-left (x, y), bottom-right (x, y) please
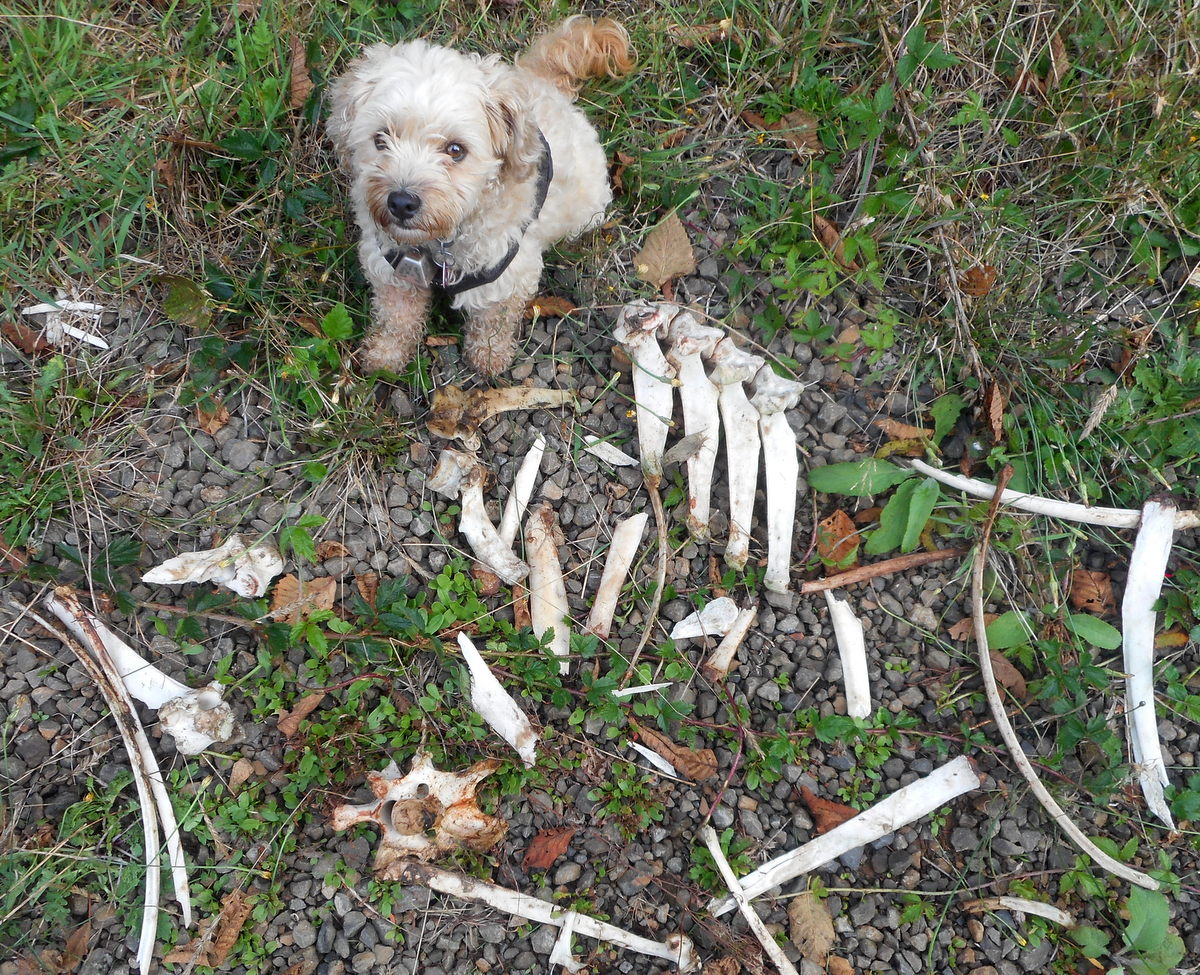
top-left (665, 310), bottom-right (724, 539)
top-left (456, 632), bottom-right (540, 767)
top-left (582, 435), bottom-right (639, 468)
top-left (670, 596), bottom-right (741, 641)
top-left (749, 366), bottom-right (805, 593)
top-left (142, 533), bottom-right (284, 598)
top-left (584, 511), bottom-right (649, 639)
top-left (497, 433), bottom-right (546, 548)
top-left (157, 685), bottom-right (240, 756)
top-left (614, 301), bottom-right (678, 486)
top-left (524, 503), bottom-right (571, 673)
top-left (824, 590), bottom-right (871, 719)
top-left (427, 448), bottom-right (529, 584)
top-left (330, 750), bottom-right (507, 876)
top-left (22, 298), bottom-right (110, 349)
top-left (707, 338), bottom-right (764, 570)
top-left (427, 384), bottom-right (576, 445)
top-left (701, 602), bottom-right (758, 681)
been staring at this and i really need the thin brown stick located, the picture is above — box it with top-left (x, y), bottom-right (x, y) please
top-left (800, 547), bottom-right (964, 593)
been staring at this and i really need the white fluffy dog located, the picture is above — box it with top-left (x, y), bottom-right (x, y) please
top-left (327, 17), bottom-right (632, 375)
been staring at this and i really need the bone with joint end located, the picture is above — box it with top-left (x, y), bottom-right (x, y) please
top-left (711, 755), bottom-right (982, 915)
top-left (614, 301), bottom-right (677, 486)
top-left (669, 595), bottom-right (740, 641)
top-left (702, 603), bottom-right (758, 681)
top-left (707, 338), bottom-right (764, 570)
top-left (584, 511), bottom-right (649, 639)
top-left (142, 533), bottom-right (284, 598)
top-left (427, 449), bottom-right (528, 584)
top-left (525, 504), bottom-right (571, 673)
top-left (750, 367), bottom-right (805, 593)
top-left (549, 911), bottom-right (586, 973)
top-left (397, 860), bottom-right (700, 972)
top-left (455, 633), bottom-right (540, 766)
top-left (665, 310), bottom-right (724, 539)
top-left (824, 590), bottom-right (871, 719)
top-left (498, 433), bottom-right (546, 547)
top-left (1122, 496), bottom-right (1177, 827)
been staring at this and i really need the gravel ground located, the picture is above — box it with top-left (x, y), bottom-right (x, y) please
top-left (3, 174), bottom-right (1199, 975)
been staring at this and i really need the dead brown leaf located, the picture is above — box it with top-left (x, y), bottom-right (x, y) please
top-left (741, 109), bottom-right (821, 156)
top-left (1013, 69), bottom-right (1046, 96)
top-left (989, 651), bottom-right (1028, 700)
top-left (277, 692), bottom-right (326, 737)
top-left (947, 614), bottom-right (997, 641)
top-left (1069, 569), bottom-right (1116, 616)
top-left (701, 959), bottom-right (741, 975)
top-left (960, 264), bottom-right (998, 297)
top-left (611, 150), bottom-right (635, 194)
top-left (195, 400), bottom-right (230, 436)
top-left (315, 540), bottom-right (350, 561)
top-left (228, 757), bottom-right (255, 794)
top-left (799, 785), bottom-right (858, 834)
top-left (873, 417), bottom-right (933, 441)
top-left (2, 319), bottom-right (52, 355)
top-left (60, 921), bottom-right (91, 973)
top-left (162, 889), bottom-right (253, 968)
top-left (787, 892), bottom-right (835, 965)
top-left (667, 18), bottom-right (736, 48)
top-left (471, 565), bottom-right (502, 597)
top-left (524, 295), bottom-right (576, 319)
top-left (0, 540), bottom-right (29, 572)
top-left (828, 957), bottom-right (856, 975)
top-left (521, 826), bottom-right (576, 870)
top-left (512, 582), bottom-right (531, 629)
top-left (633, 721), bottom-right (718, 781)
top-left (812, 213), bottom-right (859, 270)
top-left (634, 211), bottom-right (696, 289)
top-left (982, 382), bottom-right (1006, 442)
top-left (816, 510), bottom-right (859, 570)
top-left (1157, 630), bottom-right (1189, 649)
top-left (1047, 32), bottom-right (1069, 88)
top-left (289, 35), bottom-right (313, 110)
top-left (270, 574), bottom-right (337, 622)
top-left (355, 572), bottom-right (379, 608)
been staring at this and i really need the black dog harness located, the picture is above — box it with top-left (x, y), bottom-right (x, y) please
top-left (384, 130), bottom-right (553, 298)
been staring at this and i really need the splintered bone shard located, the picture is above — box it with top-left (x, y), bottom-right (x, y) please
top-left (456, 632), bottom-right (539, 767)
top-left (824, 590), bottom-right (871, 719)
top-left (142, 533), bottom-right (284, 598)
top-left (613, 301), bottom-right (677, 487)
top-left (701, 602), bottom-right (758, 681)
top-left (669, 596), bottom-right (741, 641)
top-left (707, 338), bottom-right (764, 570)
top-left (330, 750), bottom-right (506, 876)
top-left (582, 435), bottom-right (639, 468)
top-left (665, 310), bottom-right (724, 539)
top-left (525, 503), bottom-right (571, 673)
top-left (584, 511), bottom-right (650, 639)
top-left (498, 433), bottom-right (546, 548)
top-left (427, 448), bottom-right (529, 584)
top-left (749, 366), bottom-right (805, 593)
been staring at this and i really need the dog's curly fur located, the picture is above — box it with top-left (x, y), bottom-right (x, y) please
top-left (327, 17), bottom-right (633, 375)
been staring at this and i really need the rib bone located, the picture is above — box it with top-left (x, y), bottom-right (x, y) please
top-left (749, 367), bottom-right (805, 593)
top-left (585, 512), bottom-right (649, 639)
top-left (707, 338), bottom-right (764, 570)
top-left (613, 301), bottom-right (677, 487)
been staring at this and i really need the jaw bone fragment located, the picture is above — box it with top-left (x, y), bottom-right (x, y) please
top-left (711, 755), bottom-right (982, 915)
top-left (456, 632), bottom-right (539, 767)
top-left (584, 511), bottom-right (649, 639)
top-left (669, 596), bottom-right (741, 641)
top-left (330, 750), bottom-right (507, 877)
top-left (498, 433), bottom-right (546, 548)
top-left (665, 310), bottom-right (725, 539)
top-left (142, 533), bottom-right (284, 598)
top-left (427, 384), bottom-right (576, 446)
top-left (707, 338), bottom-right (764, 570)
top-left (613, 301), bottom-right (677, 487)
top-left (702, 602), bottom-right (758, 681)
top-left (824, 591), bottom-right (871, 719)
top-left (524, 503), bottom-right (571, 673)
top-left (749, 367), bottom-right (805, 593)
top-left (427, 448), bottom-right (528, 585)
top-left (1122, 496), bottom-right (1177, 827)
top-left (397, 860), bottom-right (700, 972)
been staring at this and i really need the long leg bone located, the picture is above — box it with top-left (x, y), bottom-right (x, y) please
top-left (613, 301), bottom-right (677, 488)
top-left (665, 310), bottom-right (725, 539)
top-left (498, 433), bottom-right (546, 548)
top-left (428, 448), bottom-right (528, 584)
top-left (749, 367), bottom-right (805, 593)
top-left (525, 503), bottom-right (571, 674)
top-left (707, 339), bottom-right (764, 570)
top-left (585, 512), bottom-right (650, 639)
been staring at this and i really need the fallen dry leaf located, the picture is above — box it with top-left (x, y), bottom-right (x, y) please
top-left (989, 651), bottom-right (1028, 700)
top-left (1156, 630), bottom-right (1189, 649)
top-left (634, 211), bottom-right (696, 289)
top-left (2, 319), bottom-right (52, 355)
top-left (228, 757), bottom-right (254, 794)
top-left (611, 150), bottom-right (635, 194)
top-left (701, 958), bottom-right (741, 975)
top-left (960, 264), bottom-right (998, 297)
top-left (521, 826), bottom-right (576, 870)
top-left (1047, 32), bottom-right (1069, 88)
top-left (787, 892), bottom-right (835, 965)
top-left (1069, 569), bottom-right (1116, 616)
top-left (289, 35), bottom-right (313, 110)
top-left (982, 382), bottom-right (1006, 442)
top-left (195, 400), bottom-right (230, 436)
top-left (816, 510), bottom-right (859, 570)
top-left (512, 582), bottom-right (531, 630)
top-left (799, 785), bottom-right (857, 833)
top-left (812, 213), bottom-right (859, 270)
top-left (873, 417), bottom-right (933, 441)
top-left (316, 539), bottom-right (350, 561)
top-left (277, 692), bottom-right (326, 737)
top-left (828, 956), bottom-right (856, 975)
top-left (209, 889), bottom-right (253, 967)
top-left (354, 572), bottom-right (379, 608)
top-left (666, 17), bottom-right (736, 48)
top-left (0, 540), bottom-right (29, 572)
top-left (948, 614), bottom-right (997, 641)
top-left (524, 295), bottom-right (576, 319)
top-left (633, 722), bottom-right (718, 781)
top-left (741, 108), bottom-right (822, 156)
top-left (61, 921), bottom-right (91, 973)
top-left (270, 574), bottom-right (337, 622)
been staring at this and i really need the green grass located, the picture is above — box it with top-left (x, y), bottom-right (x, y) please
top-left (3, 0), bottom-right (1200, 969)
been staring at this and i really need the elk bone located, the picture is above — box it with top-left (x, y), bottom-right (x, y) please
top-left (497, 433), bottom-right (546, 547)
top-left (749, 367), bottom-right (805, 593)
top-left (702, 602), bottom-right (758, 681)
top-left (613, 301), bottom-right (677, 487)
top-left (456, 632), bottom-right (540, 767)
top-left (707, 338), bottom-right (764, 570)
top-left (824, 591), bottom-right (871, 719)
top-left (142, 533), bottom-right (284, 598)
top-left (525, 503), bottom-right (571, 673)
top-left (584, 512), bottom-right (649, 639)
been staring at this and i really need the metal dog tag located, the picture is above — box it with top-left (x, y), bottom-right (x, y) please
top-left (392, 248), bottom-right (435, 288)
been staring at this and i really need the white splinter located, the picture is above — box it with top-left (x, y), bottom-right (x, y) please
top-left (427, 449), bottom-right (528, 585)
top-left (665, 310), bottom-right (724, 539)
top-left (669, 596), bottom-right (740, 641)
top-left (498, 434), bottom-right (546, 547)
top-left (549, 911), bottom-right (586, 973)
top-left (614, 301), bottom-right (677, 487)
top-left (749, 366), bottom-right (805, 593)
top-left (456, 633), bottom-right (539, 767)
top-left (582, 435), bottom-right (639, 468)
top-left (1122, 496), bottom-right (1177, 828)
top-left (707, 338), bottom-right (764, 570)
top-left (585, 512), bottom-right (649, 639)
top-left (825, 590), bottom-right (871, 719)
top-left (525, 504), bottom-right (571, 674)
top-left (711, 756), bottom-right (982, 914)
top-left (142, 533), bottom-right (284, 598)
top-left (702, 603), bottom-right (758, 681)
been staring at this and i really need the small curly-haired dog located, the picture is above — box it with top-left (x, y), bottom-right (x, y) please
top-left (327, 17), bottom-right (633, 376)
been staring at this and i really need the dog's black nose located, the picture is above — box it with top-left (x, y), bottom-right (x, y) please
top-left (387, 189), bottom-right (422, 223)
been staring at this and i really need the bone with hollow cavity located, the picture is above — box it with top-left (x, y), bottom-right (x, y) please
top-left (1122, 496), bottom-right (1177, 828)
top-left (824, 590), bottom-right (871, 719)
top-left (497, 433), bottom-right (546, 547)
top-left (665, 309), bottom-right (725, 539)
top-left (613, 301), bottom-right (677, 487)
top-left (142, 533), bottom-right (284, 598)
top-left (584, 511), bottom-right (649, 639)
top-left (427, 448), bottom-right (528, 584)
top-left (702, 602), bottom-right (758, 681)
top-left (707, 338), bottom-right (764, 570)
top-left (427, 384), bottom-right (576, 447)
top-left (525, 503), bottom-right (571, 673)
top-left (455, 632), bottom-right (540, 767)
top-left (749, 366), bottom-right (805, 593)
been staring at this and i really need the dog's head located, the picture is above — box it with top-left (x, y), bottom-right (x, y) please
top-left (327, 40), bottom-right (541, 244)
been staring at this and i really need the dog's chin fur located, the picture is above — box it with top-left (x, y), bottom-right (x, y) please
top-left (327, 17), bottom-right (633, 376)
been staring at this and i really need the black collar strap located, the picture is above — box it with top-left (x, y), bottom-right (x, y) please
top-left (385, 129), bottom-right (553, 298)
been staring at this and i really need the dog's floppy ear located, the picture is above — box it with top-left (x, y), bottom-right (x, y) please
top-left (325, 47), bottom-right (389, 172)
top-left (482, 70), bottom-right (541, 184)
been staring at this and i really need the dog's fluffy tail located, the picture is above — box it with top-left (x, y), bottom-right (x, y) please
top-left (517, 16), bottom-right (634, 97)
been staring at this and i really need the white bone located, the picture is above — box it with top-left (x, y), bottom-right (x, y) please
top-left (630, 741), bottom-right (677, 777)
top-left (825, 591), bottom-right (871, 719)
top-left (614, 301), bottom-right (677, 487)
top-left (157, 684), bottom-right (239, 756)
top-left (525, 504), bottom-right (570, 673)
top-left (582, 435), bottom-right (639, 468)
top-left (456, 633), bottom-right (539, 767)
top-left (498, 434), bottom-right (546, 547)
top-left (702, 603), bottom-right (758, 681)
top-left (707, 338), bottom-right (764, 570)
top-left (962, 896), bottom-right (1076, 928)
top-left (669, 596), bottom-right (740, 641)
top-left (427, 449), bottom-right (528, 584)
top-left (548, 911), bottom-right (586, 973)
top-left (584, 512), bottom-right (649, 639)
top-left (142, 533), bottom-right (284, 598)
top-left (750, 367), bottom-right (805, 592)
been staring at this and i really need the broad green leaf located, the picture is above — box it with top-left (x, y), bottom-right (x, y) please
top-left (1071, 925), bottom-right (1109, 959)
top-left (1124, 887), bottom-right (1170, 954)
top-left (808, 459), bottom-right (913, 497)
top-left (321, 303), bottom-right (354, 340)
top-left (985, 610), bottom-right (1032, 650)
top-left (1064, 612), bottom-right (1122, 650)
top-left (930, 393), bottom-right (966, 445)
top-left (160, 275), bottom-right (212, 329)
top-left (864, 477), bottom-right (919, 555)
top-left (900, 478), bottom-right (940, 552)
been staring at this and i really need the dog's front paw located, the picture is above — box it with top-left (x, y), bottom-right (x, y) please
top-left (361, 281), bottom-right (433, 374)
top-left (464, 295), bottom-right (523, 376)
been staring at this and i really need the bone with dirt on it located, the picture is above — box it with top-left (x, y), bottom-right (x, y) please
top-left (584, 511), bottom-right (650, 639)
top-left (613, 301), bottom-right (678, 488)
top-left (749, 365), bottom-right (806, 593)
top-left (525, 503), bottom-right (571, 673)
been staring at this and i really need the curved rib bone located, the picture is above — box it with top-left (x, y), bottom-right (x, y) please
top-left (749, 367), bottom-right (805, 593)
top-left (614, 301), bottom-right (677, 488)
top-left (707, 339), bottom-right (764, 570)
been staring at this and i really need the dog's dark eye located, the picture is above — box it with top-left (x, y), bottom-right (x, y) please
top-left (444, 142), bottom-right (467, 161)
top-left (373, 132), bottom-right (388, 151)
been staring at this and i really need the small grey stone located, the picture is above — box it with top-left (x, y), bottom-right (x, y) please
top-left (292, 919), bottom-right (317, 949)
top-left (222, 439), bottom-right (261, 470)
top-left (478, 922), bottom-right (508, 944)
top-left (317, 918), bottom-right (336, 953)
top-left (350, 950), bottom-right (376, 974)
top-left (554, 861), bottom-right (582, 885)
top-left (531, 924), bottom-right (559, 954)
top-left (342, 910), bottom-right (367, 939)
top-left (710, 803), bottom-right (735, 829)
